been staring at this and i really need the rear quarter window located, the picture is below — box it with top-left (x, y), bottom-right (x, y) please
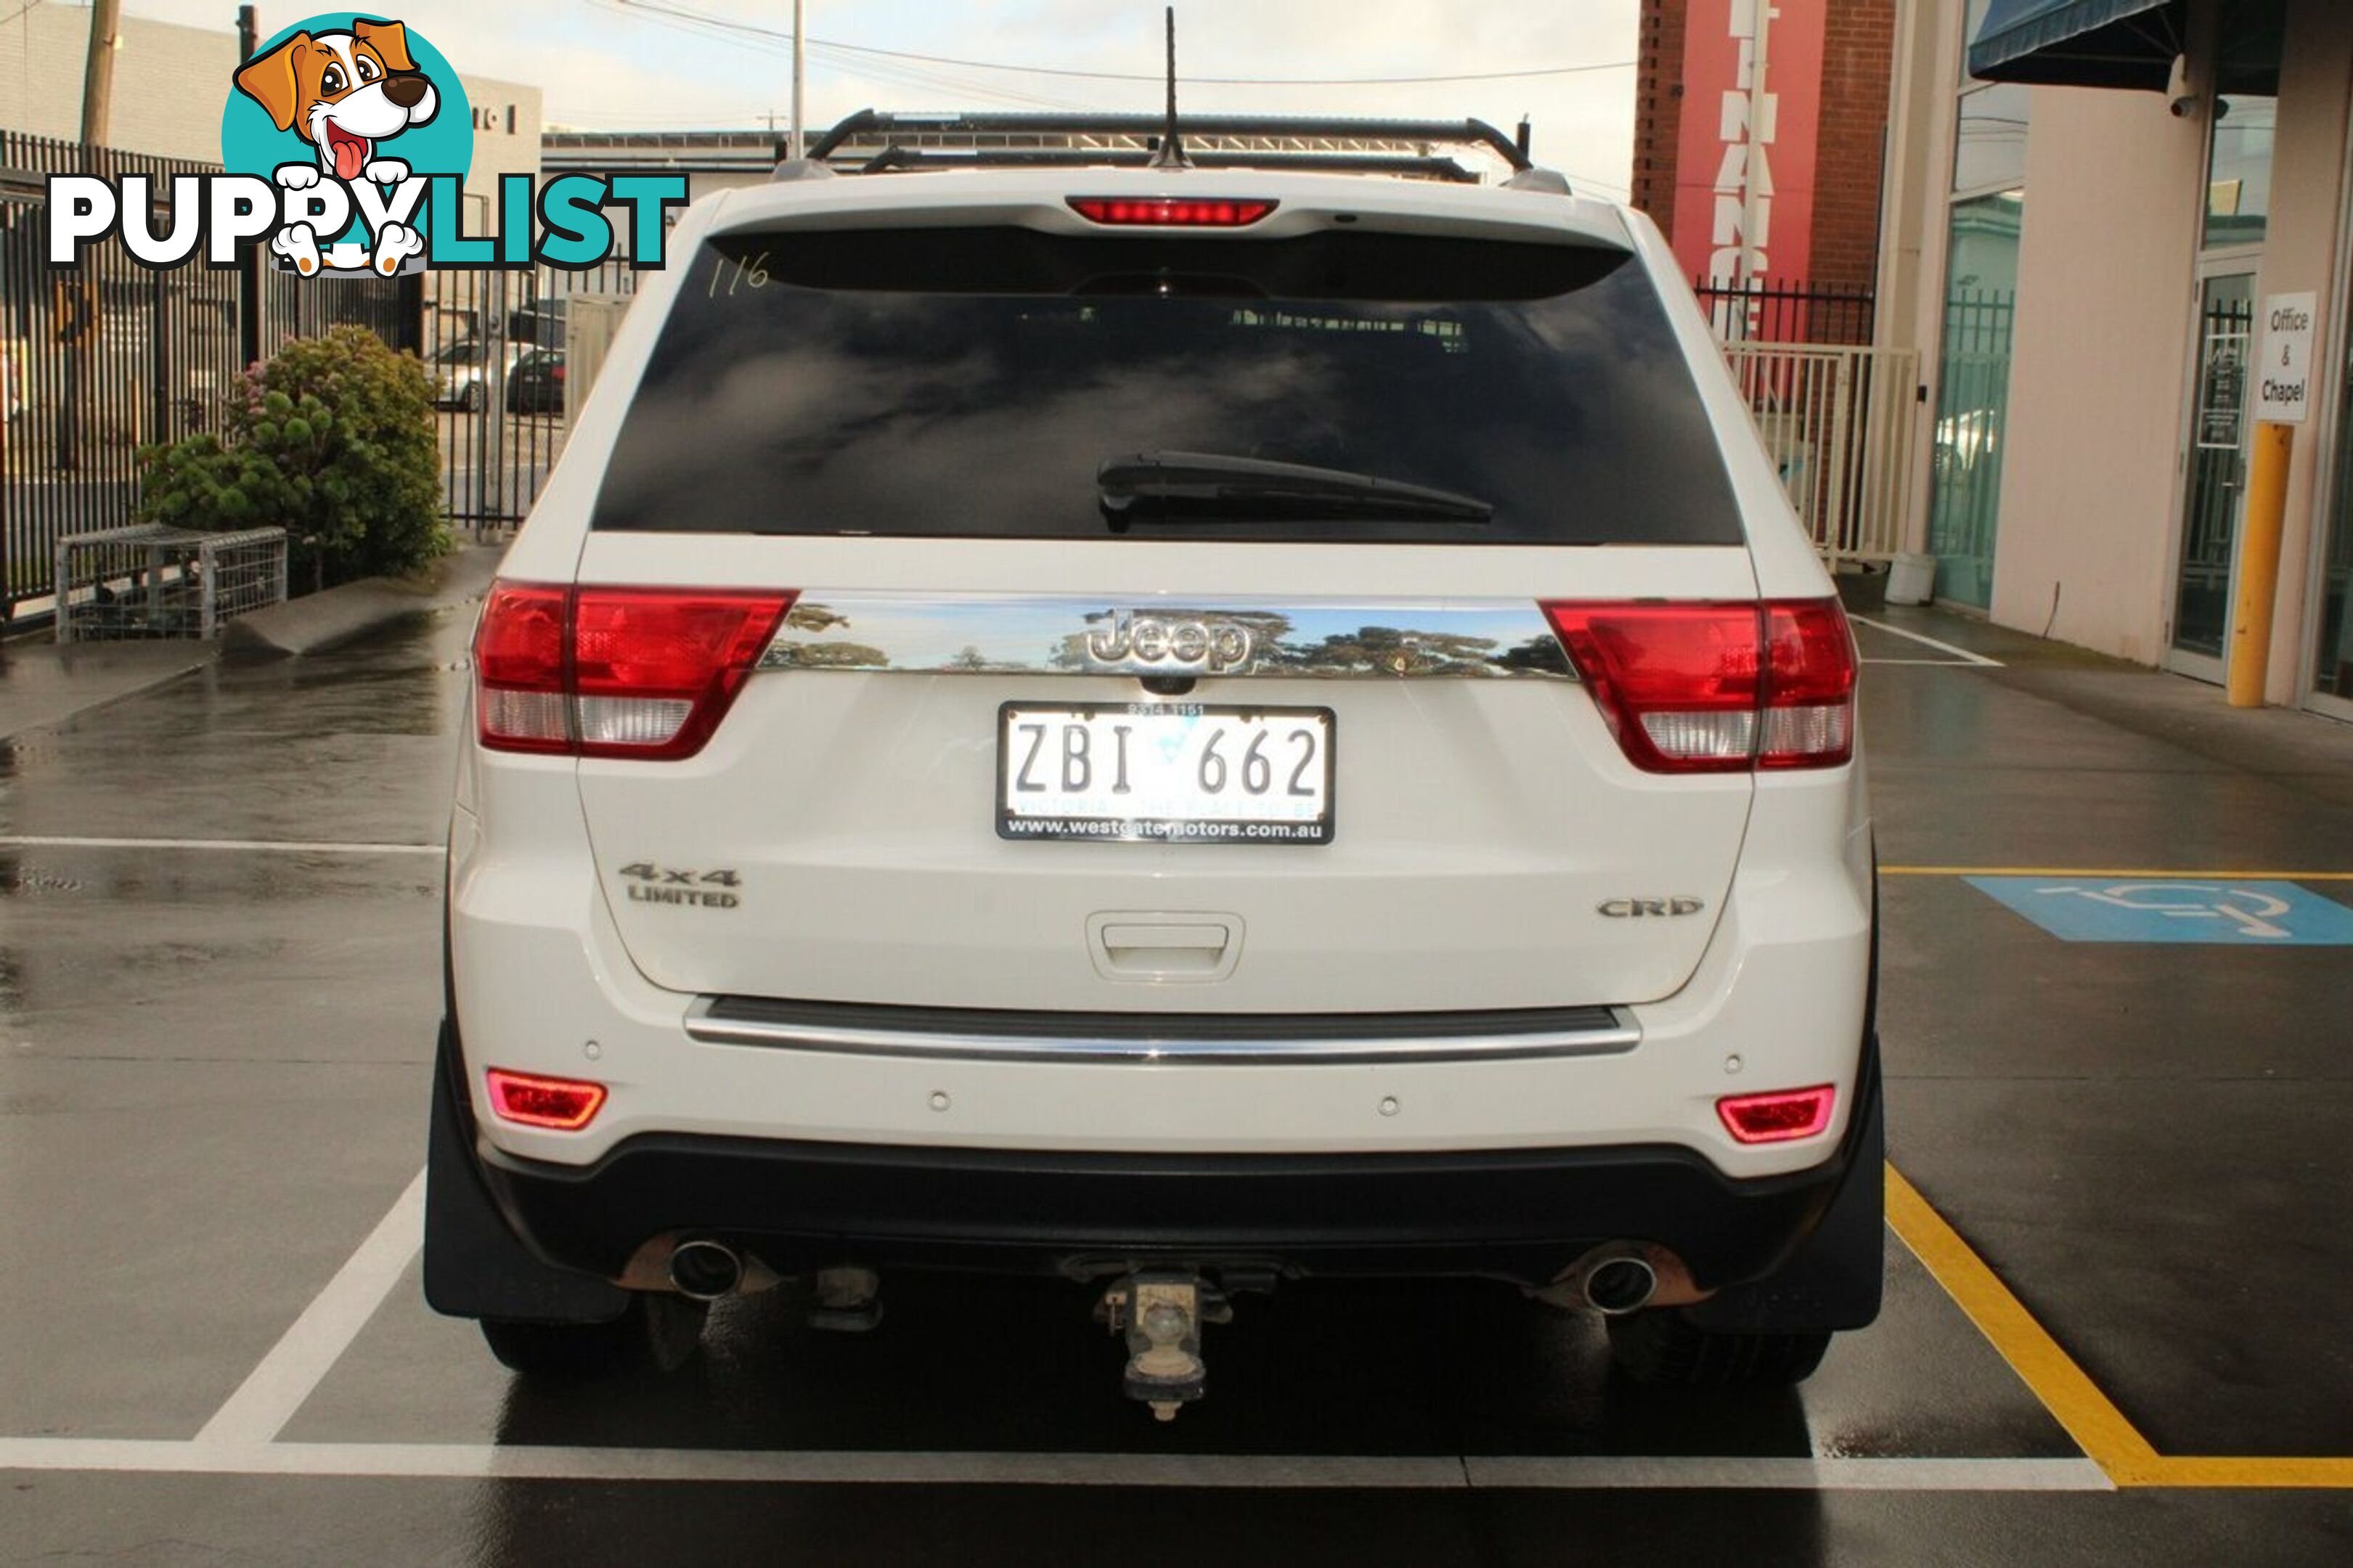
top-left (592, 224), bottom-right (1745, 547)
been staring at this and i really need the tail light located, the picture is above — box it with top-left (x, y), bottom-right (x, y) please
top-left (486, 1068), bottom-right (607, 1131)
top-left (474, 581), bottom-right (794, 760)
top-left (1717, 1085), bottom-right (1837, 1144)
top-left (1540, 598), bottom-right (1856, 773)
top-left (1067, 197), bottom-right (1277, 227)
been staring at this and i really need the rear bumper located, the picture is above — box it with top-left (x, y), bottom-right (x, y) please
top-left (475, 1120), bottom-right (1865, 1292)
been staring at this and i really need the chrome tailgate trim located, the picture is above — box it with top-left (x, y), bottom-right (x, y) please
top-left (685, 996), bottom-right (1640, 1064)
top-left (759, 593), bottom-right (1576, 679)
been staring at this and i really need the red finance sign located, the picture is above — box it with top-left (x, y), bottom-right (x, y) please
top-left (1670, 0), bottom-right (1824, 336)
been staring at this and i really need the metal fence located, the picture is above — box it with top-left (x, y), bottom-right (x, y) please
top-left (1724, 343), bottom-right (1920, 568)
top-left (1926, 289), bottom-right (2018, 610)
top-left (421, 263), bottom-right (638, 530)
top-left (1695, 279), bottom-right (1877, 348)
top-left (54, 523), bottom-right (287, 642)
top-left (1690, 278), bottom-right (1912, 568)
top-left (0, 133), bottom-right (415, 624)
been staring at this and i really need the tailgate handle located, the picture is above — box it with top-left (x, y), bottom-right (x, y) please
top-left (1087, 913), bottom-right (1244, 983)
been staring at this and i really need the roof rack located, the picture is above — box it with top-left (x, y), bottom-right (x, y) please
top-left (849, 146), bottom-right (1485, 183)
top-left (799, 110), bottom-right (1536, 179)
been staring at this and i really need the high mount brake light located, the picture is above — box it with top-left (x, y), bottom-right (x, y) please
top-left (474, 582), bottom-right (795, 760)
top-left (486, 1069), bottom-right (608, 1132)
top-left (1540, 598), bottom-right (1856, 773)
top-left (1718, 1085), bottom-right (1837, 1145)
top-left (1067, 197), bottom-right (1277, 227)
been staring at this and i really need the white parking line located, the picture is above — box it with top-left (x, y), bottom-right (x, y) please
top-left (195, 1170), bottom-right (428, 1447)
top-left (0, 1438), bottom-right (2112, 1490)
top-left (3, 1164), bottom-right (2113, 1493)
top-left (1850, 616), bottom-right (2005, 667)
top-left (0, 835), bottom-right (445, 855)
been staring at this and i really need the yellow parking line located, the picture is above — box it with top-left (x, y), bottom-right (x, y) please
top-left (1883, 866), bottom-right (2353, 881)
top-left (1885, 1166), bottom-right (2353, 1490)
top-left (1884, 1166), bottom-right (2160, 1477)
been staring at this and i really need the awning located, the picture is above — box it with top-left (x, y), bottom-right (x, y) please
top-left (1967, 0), bottom-right (2185, 91)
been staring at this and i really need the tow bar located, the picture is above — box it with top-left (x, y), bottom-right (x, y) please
top-left (1099, 1273), bottom-right (1232, 1422)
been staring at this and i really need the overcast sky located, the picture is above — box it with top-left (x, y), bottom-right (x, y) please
top-left (116, 0), bottom-right (1640, 194)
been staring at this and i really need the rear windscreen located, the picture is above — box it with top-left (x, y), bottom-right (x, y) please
top-left (592, 226), bottom-right (1745, 546)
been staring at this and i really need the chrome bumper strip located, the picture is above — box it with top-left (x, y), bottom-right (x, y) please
top-left (758, 592), bottom-right (1575, 680)
top-left (684, 997), bottom-right (1641, 1065)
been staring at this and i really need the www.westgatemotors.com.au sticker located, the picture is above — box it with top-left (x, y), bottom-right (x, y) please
top-left (46, 12), bottom-right (685, 277)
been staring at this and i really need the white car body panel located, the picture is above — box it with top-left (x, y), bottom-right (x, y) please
top-left (450, 163), bottom-right (1873, 1191)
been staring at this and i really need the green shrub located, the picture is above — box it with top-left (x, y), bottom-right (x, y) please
top-left (137, 325), bottom-right (447, 588)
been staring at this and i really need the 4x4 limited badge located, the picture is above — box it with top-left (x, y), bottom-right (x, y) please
top-left (618, 862), bottom-right (742, 909)
top-left (1085, 613), bottom-right (1255, 674)
top-left (1598, 897), bottom-right (1706, 918)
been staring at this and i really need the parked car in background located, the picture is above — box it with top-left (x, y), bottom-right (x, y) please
top-left (431, 339), bottom-right (526, 412)
top-left (508, 299), bottom-right (568, 348)
top-left (506, 348), bottom-right (566, 417)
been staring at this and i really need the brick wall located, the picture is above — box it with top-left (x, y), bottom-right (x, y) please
top-left (1631, 0), bottom-right (1691, 237)
top-left (1810, 0), bottom-right (1896, 293)
top-left (1631, 0), bottom-right (1893, 293)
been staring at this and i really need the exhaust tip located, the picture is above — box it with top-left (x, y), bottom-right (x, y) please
top-left (1583, 1255), bottom-right (1658, 1315)
top-left (667, 1238), bottom-right (743, 1301)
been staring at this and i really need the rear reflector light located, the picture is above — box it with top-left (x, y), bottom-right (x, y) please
top-left (1717, 1085), bottom-right (1837, 1145)
top-left (475, 583), bottom-right (794, 760)
top-left (486, 1069), bottom-right (607, 1131)
top-left (1067, 197), bottom-right (1276, 227)
top-left (1540, 598), bottom-right (1856, 772)
top-left (474, 584), bottom-right (571, 752)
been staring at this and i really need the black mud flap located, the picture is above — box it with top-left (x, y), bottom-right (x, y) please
top-left (423, 1019), bottom-right (630, 1325)
top-left (1682, 1035), bottom-right (1885, 1334)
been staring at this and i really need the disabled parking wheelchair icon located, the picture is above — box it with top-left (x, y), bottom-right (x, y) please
top-left (1965, 877), bottom-right (2353, 944)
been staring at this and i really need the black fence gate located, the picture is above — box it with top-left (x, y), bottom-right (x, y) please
top-left (421, 261), bottom-right (638, 531)
top-left (1, 134), bottom-right (417, 624)
top-left (1693, 278), bottom-right (1877, 348)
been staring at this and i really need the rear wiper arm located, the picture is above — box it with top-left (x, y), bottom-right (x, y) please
top-left (1096, 451), bottom-right (1493, 527)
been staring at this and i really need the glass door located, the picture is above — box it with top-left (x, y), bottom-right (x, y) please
top-left (2312, 338), bottom-right (2353, 718)
top-left (2170, 270), bottom-right (2257, 682)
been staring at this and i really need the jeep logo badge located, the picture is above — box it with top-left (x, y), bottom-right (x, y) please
top-left (1085, 613), bottom-right (1255, 674)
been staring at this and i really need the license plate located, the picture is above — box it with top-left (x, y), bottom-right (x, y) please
top-left (998, 703), bottom-right (1335, 845)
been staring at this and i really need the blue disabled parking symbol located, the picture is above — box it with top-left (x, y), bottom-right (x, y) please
top-left (1967, 877), bottom-right (2353, 944)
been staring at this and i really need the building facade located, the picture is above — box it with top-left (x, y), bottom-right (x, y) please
top-left (1879, 0), bottom-right (2351, 717)
top-left (1632, 0), bottom-right (1897, 299)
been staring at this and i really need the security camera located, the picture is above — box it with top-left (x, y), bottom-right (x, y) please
top-left (2171, 94), bottom-right (2198, 118)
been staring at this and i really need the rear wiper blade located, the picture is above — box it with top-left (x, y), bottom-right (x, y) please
top-left (1096, 451), bottom-right (1493, 527)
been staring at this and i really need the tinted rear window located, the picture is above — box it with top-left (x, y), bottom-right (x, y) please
top-left (593, 226), bottom-right (1743, 545)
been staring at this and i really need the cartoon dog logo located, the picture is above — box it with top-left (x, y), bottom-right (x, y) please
top-left (233, 18), bottom-right (438, 276)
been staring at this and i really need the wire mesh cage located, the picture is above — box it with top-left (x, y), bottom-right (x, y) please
top-left (54, 525), bottom-right (289, 642)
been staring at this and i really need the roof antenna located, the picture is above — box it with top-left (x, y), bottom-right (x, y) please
top-left (1149, 7), bottom-right (1192, 170)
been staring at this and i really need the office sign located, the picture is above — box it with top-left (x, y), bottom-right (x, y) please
top-left (2257, 291), bottom-right (2317, 424)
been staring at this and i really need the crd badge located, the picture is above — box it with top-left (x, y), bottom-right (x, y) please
top-left (1085, 612), bottom-right (1255, 674)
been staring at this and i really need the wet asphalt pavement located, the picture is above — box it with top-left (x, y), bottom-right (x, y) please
top-left (1, 601), bottom-right (2349, 1564)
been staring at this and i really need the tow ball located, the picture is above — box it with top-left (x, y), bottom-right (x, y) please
top-left (1098, 1273), bottom-right (1232, 1422)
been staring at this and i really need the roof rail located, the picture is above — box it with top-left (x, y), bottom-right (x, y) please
top-left (804, 109), bottom-right (1534, 173)
top-left (849, 146), bottom-right (1485, 184)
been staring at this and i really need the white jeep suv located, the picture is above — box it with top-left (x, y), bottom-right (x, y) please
top-left (427, 125), bottom-right (1880, 1412)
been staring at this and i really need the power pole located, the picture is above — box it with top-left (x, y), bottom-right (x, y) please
top-left (62, 0), bottom-right (123, 473)
top-left (78, 0), bottom-right (122, 147)
top-left (238, 5), bottom-right (263, 372)
top-left (1738, 0), bottom-right (1771, 294)
top-left (790, 0), bottom-right (806, 159)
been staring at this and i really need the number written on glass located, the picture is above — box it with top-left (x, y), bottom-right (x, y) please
top-left (706, 250), bottom-right (771, 298)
